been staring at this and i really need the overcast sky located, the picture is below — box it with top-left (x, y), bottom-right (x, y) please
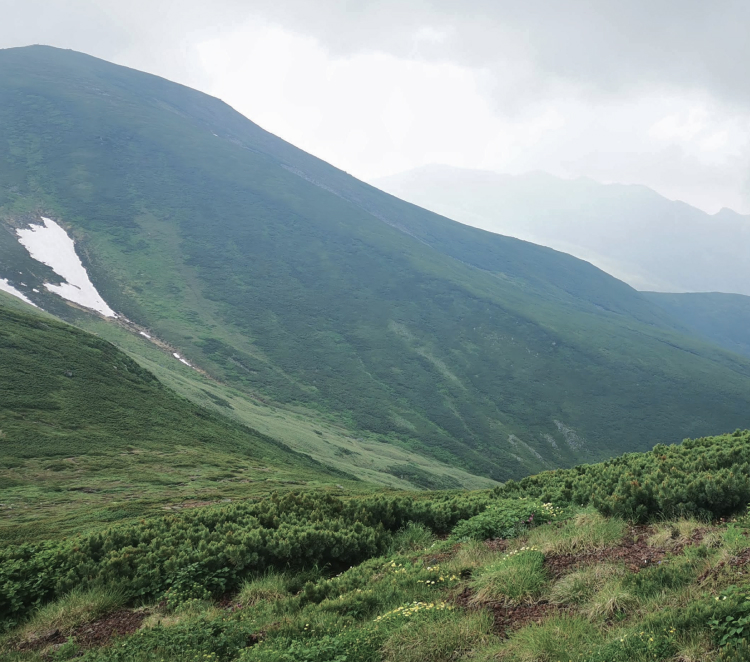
top-left (2, 0), bottom-right (749, 213)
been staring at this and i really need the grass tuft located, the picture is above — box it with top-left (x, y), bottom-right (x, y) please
top-left (549, 564), bottom-right (625, 606)
top-left (237, 572), bottom-right (290, 607)
top-left (20, 586), bottom-right (125, 641)
top-left (444, 539), bottom-right (499, 577)
top-left (584, 579), bottom-right (637, 620)
top-left (648, 519), bottom-right (703, 549)
top-left (498, 614), bottom-right (602, 661)
top-left (470, 549), bottom-right (547, 605)
top-left (381, 610), bottom-right (493, 662)
top-left (390, 522), bottom-right (436, 554)
top-left (520, 510), bottom-right (626, 556)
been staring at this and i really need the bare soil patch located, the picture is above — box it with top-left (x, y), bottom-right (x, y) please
top-left (18, 609), bottom-right (147, 654)
top-left (484, 539), bottom-right (509, 553)
top-left (451, 585), bottom-right (560, 638)
top-left (544, 526), bottom-right (667, 577)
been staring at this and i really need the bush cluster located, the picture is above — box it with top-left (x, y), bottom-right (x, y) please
top-left (450, 498), bottom-right (558, 540)
top-left (0, 490), bottom-right (490, 630)
top-left (497, 430), bottom-right (750, 521)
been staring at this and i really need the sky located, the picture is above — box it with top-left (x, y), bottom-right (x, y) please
top-left (1, 0), bottom-right (749, 214)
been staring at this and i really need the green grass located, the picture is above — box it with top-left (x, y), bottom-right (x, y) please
top-left (520, 510), bottom-right (627, 555)
top-left (77, 309), bottom-right (498, 493)
top-left (469, 548), bottom-right (548, 605)
top-left (4, 504), bottom-right (750, 662)
top-left (498, 614), bottom-right (603, 661)
top-left (549, 564), bottom-right (626, 606)
top-left (18, 587), bottom-right (125, 643)
top-left (236, 573), bottom-right (289, 607)
top-left (3, 46), bottom-right (750, 485)
top-left (381, 609), bottom-right (493, 662)
top-left (0, 300), bottom-right (360, 543)
top-left (645, 292), bottom-right (750, 359)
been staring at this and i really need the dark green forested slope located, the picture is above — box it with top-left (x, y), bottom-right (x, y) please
top-left (0, 296), bottom-right (335, 474)
top-left (2, 46), bottom-right (750, 480)
top-left (646, 291), bottom-right (750, 359)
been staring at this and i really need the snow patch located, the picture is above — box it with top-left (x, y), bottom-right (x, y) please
top-left (16, 217), bottom-right (116, 317)
top-left (173, 352), bottom-right (192, 367)
top-left (0, 279), bottom-right (37, 307)
top-left (139, 331), bottom-right (152, 339)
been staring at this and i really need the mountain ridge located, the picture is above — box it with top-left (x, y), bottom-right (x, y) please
top-left (374, 164), bottom-right (750, 295)
top-left (3, 46), bottom-right (750, 481)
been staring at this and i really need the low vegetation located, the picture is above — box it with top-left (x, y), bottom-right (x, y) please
top-left (3, 431), bottom-right (750, 660)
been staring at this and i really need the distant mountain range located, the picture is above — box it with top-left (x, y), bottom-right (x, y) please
top-left (374, 165), bottom-right (750, 295)
top-left (3, 46), bottom-right (750, 485)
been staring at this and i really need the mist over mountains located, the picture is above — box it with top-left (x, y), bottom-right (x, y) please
top-left (375, 165), bottom-right (750, 295)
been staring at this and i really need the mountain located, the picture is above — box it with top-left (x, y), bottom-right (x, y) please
top-left (374, 165), bottom-right (750, 295)
top-left (3, 47), bottom-right (750, 482)
top-left (0, 292), bottom-right (355, 542)
top-left (645, 291), bottom-right (750, 359)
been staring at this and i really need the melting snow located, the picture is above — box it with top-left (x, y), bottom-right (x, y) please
top-left (173, 352), bottom-right (192, 367)
top-left (16, 217), bottom-right (116, 317)
top-left (0, 279), bottom-right (37, 307)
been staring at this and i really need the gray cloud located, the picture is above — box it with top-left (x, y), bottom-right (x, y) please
top-left (228, 0), bottom-right (750, 109)
top-left (1, 0), bottom-right (749, 212)
top-left (4, 1), bottom-right (749, 106)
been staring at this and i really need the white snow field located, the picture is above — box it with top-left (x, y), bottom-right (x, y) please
top-left (0, 278), bottom-right (37, 307)
top-left (16, 217), bottom-right (116, 317)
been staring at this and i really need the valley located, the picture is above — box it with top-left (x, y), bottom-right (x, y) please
top-left (2, 42), bottom-right (750, 662)
top-left (3, 46), bottom-right (750, 488)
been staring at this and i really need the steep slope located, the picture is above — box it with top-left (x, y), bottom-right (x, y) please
top-left (375, 164), bottom-right (750, 295)
top-left (0, 294), bottom-right (353, 540)
top-left (2, 47), bottom-right (750, 481)
top-left (645, 291), bottom-right (750, 359)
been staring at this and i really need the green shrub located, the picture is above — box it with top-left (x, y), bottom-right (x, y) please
top-left (242, 622), bottom-right (385, 662)
top-left (710, 587), bottom-right (750, 649)
top-left (79, 616), bottom-right (255, 662)
top-left (450, 499), bottom-right (559, 541)
top-left (496, 431), bottom-right (750, 522)
top-left (0, 490), bottom-right (491, 629)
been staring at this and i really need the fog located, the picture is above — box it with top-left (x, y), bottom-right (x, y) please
top-left (1, 0), bottom-right (748, 213)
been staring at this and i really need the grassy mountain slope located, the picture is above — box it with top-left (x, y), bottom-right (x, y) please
top-left (375, 164), bottom-right (750, 295)
top-left (5, 430), bottom-right (750, 660)
top-left (645, 291), bottom-right (750, 359)
top-left (73, 313), bottom-right (496, 493)
top-left (3, 47), bottom-right (750, 481)
top-left (0, 294), bottom-right (358, 542)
